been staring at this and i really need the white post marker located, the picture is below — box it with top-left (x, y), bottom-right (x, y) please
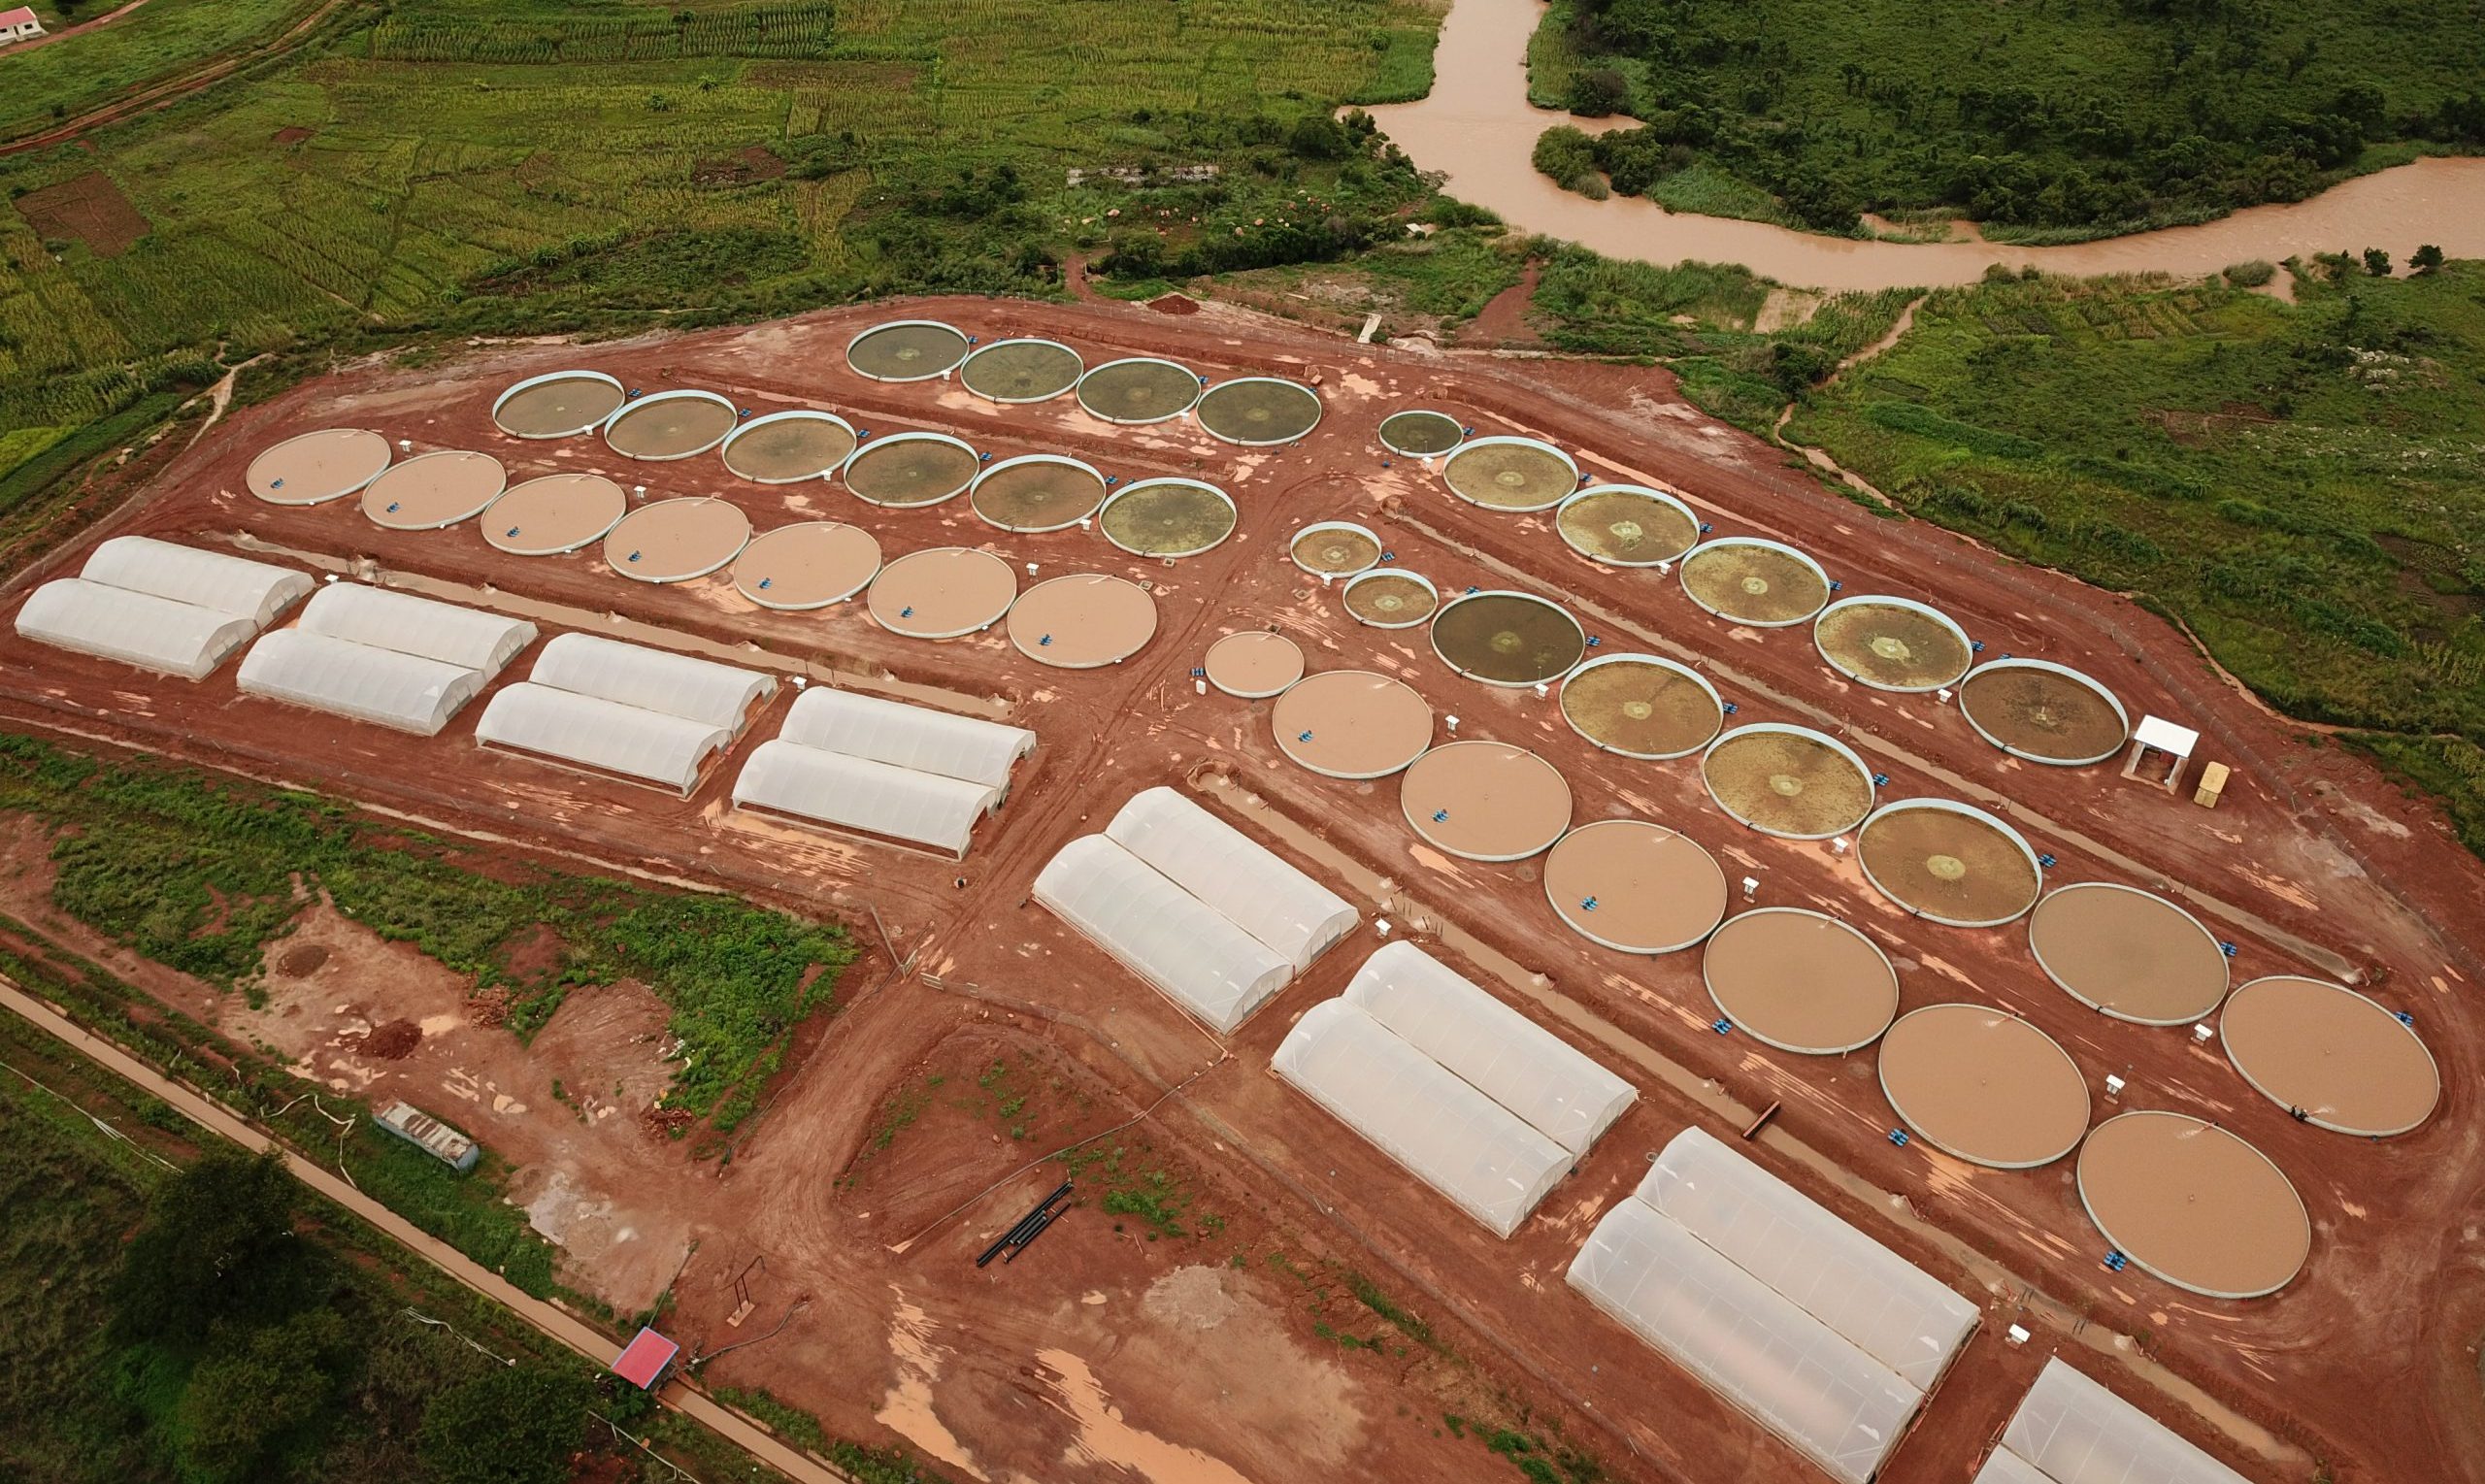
top-left (397, 438), bottom-right (413, 452)
top-left (1740, 875), bottom-right (1760, 902)
top-left (2193, 1023), bottom-right (2215, 1043)
top-left (2104, 1073), bottom-right (2126, 1099)
top-left (2005, 1324), bottom-right (2031, 1346)
top-left (1375, 918), bottom-right (1392, 938)
top-left (1193, 678), bottom-right (1207, 695)
top-left (1444, 714), bottom-right (1460, 734)
top-left (1830, 836), bottom-right (1850, 855)
top-left (1936, 686), bottom-right (1953, 705)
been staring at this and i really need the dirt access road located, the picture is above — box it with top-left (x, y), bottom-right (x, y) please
top-left (1, 293), bottom-right (2479, 1483)
top-left (0, 974), bottom-right (864, 1484)
top-left (0, 0), bottom-right (345, 154)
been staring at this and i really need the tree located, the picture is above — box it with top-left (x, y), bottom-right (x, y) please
top-left (1567, 68), bottom-right (1631, 118)
top-left (2410, 244), bottom-right (2445, 274)
top-left (113, 1152), bottom-right (315, 1343)
top-left (2363, 247), bottom-right (2392, 277)
top-left (1284, 115), bottom-right (1350, 161)
top-left (417, 1366), bottom-right (593, 1484)
top-left (175, 1313), bottom-right (348, 1484)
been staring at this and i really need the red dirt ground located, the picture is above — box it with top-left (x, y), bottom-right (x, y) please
top-left (1, 294), bottom-right (2480, 1483)
top-left (11, 169), bottom-right (150, 255)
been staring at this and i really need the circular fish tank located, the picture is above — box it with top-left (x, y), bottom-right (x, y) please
top-left (1958, 658), bottom-right (2130, 766)
top-left (1441, 436), bottom-right (1577, 512)
top-left (1290, 521), bottom-right (1381, 578)
top-left (970, 455), bottom-right (1108, 533)
top-left (846, 319), bottom-right (970, 381)
top-left (603, 497), bottom-right (752, 583)
top-left (959, 338), bottom-right (1083, 402)
top-left (1555, 485), bottom-right (1700, 567)
top-left (482, 475), bottom-right (626, 555)
top-left (720, 410), bottom-right (856, 483)
top-left (1272, 671), bottom-right (1433, 779)
top-left (1098, 478), bottom-right (1237, 558)
top-left (1560, 654), bottom-right (1722, 761)
top-left (1877, 1005), bottom-right (2089, 1169)
top-left (1700, 724), bottom-right (1875, 840)
top-left (843, 432), bottom-right (979, 508)
top-left (360, 449), bottom-right (505, 530)
top-left (1205, 631), bottom-right (1304, 700)
top-left (1542, 819), bottom-right (1728, 955)
top-left (1704, 908), bottom-right (1899, 1055)
top-left (1378, 409), bottom-right (1463, 458)
top-left (605, 389), bottom-right (739, 461)
top-left (1076, 357), bottom-right (1203, 425)
top-left (1678, 538), bottom-right (1831, 627)
top-left (868, 547), bottom-right (1018, 639)
top-left (1342, 570), bottom-right (1438, 628)
top-left (1196, 378), bottom-right (1322, 445)
top-left (1814, 595), bottom-right (1974, 693)
top-left (1856, 799), bottom-right (2042, 927)
top-left (732, 521), bottom-right (882, 610)
top-left (1429, 590), bottom-right (1586, 687)
top-left (492, 370), bottom-right (624, 440)
top-left (248, 428), bottom-right (391, 506)
top-left (1008, 575), bottom-right (1159, 669)
top-left (1400, 742), bottom-right (1573, 862)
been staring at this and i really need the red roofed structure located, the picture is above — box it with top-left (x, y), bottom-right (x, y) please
top-left (1, 8), bottom-right (49, 45)
top-left (612, 1327), bottom-right (679, 1390)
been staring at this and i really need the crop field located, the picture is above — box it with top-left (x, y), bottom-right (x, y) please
top-left (0, 0), bottom-right (1444, 455)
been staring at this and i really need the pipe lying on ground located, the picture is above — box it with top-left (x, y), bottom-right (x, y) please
top-left (1003, 1204), bottom-right (1067, 1265)
top-left (976, 1181), bottom-right (1074, 1268)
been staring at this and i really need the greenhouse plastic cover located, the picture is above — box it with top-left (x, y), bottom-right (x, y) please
top-left (778, 686), bottom-right (1033, 789)
top-left (530, 632), bottom-right (775, 733)
top-left (1640, 1127), bottom-right (1976, 1388)
top-left (1991, 1358), bottom-right (2249, 1484)
top-left (477, 683), bottom-right (729, 794)
top-left (1342, 941), bottom-right (1633, 1155)
top-left (1033, 834), bottom-right (1290, 1034)
top-left (1971, 1449), bottom-right (2055, 1484)
top-left (298, 583), bottom-right (536, 676)
top-left (83, 537), bottom-right (311, 625)
top-left (1567, 1195), bottom-right (1922, 1484)
top-left (1104, 787), bottom-right (1355, 970)
top-left (734, 741), bottom-right (999, 858)
top-left (17, 579), bottom-right (259, 680)
top-left (1273, 999), bottom-right (1572, 1238)
top-left (237, 629), bottom-right (482, 736)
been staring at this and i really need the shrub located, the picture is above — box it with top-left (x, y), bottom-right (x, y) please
top-left (2224, 259), bottom-right (2277, 287)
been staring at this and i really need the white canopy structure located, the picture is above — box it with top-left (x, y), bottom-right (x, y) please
top-left (17, 580), bottom-right (259, 680)
top-left (1639, 1128), bottom-right (1976, 1388)
top-left (1570, 1196), bottom-right (1921, 1483)
top-left (1568, 1126), bottom-right (1976, 1484)
top-left (1342, 941), bottom-right (1635, 1155)
top-left (1979, 1358), bottom-right (2248, 1484)
top-left (1104, 787), bottom-right (1356, 971)
top-left (1273, 1000), bottom-right (1573, 1238)
top-left (82, 537), bottom-right (312, 625)
top-left (733, 742), bottom-right (1000, 858)
top-left (297, 583), bottom-right (536, 677)
top-left (778, 687), bottom-right (1034, 791)
top-left (476, 685), bottom-right (729, 795)
top-left (237, 630), bottom-right (482, 736)
top-left (1033, 835), bottom-right (1291, 1033)
top-left (530, 633), bottom-right (777, 735)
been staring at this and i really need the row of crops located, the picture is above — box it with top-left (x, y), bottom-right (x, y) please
top-left (367, 2), bottom-right (840, 65)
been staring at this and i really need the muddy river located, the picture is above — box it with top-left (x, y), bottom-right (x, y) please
top-left (1365, 0), bottom-right (2485, 291)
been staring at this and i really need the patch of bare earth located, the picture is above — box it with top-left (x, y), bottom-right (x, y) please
top-left (13, 170), bottom-right (149, 256)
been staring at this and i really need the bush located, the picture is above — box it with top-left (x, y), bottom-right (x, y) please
top-left (1566, 67), bottom-right (1631, 117)
top-left (1531, 126), bottom-right (1601, 193)
top-left (2224, 259), bottom-right (2277, 287)
top-left (417, 1366), bottom-right (593, 1484)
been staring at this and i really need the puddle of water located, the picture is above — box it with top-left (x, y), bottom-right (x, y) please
top-left (1366, 0), bottom-right (2485, 291)
top-left (1035, 1349), bottom-right (1259, 1484)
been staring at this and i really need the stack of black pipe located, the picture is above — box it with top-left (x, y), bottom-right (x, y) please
top-left (976, 1181), bottom-right (1073, 1268)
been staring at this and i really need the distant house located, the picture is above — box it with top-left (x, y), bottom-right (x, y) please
top-left (0, 7), bottom-right (46, 46)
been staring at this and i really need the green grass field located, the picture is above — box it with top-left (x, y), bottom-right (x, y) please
top-left (1788, 261), bottom-right (2485, 830)
top-left (1528, 0), bottom-right (2485, 236)
top-left (0, 0), bottom-right (321, 138)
